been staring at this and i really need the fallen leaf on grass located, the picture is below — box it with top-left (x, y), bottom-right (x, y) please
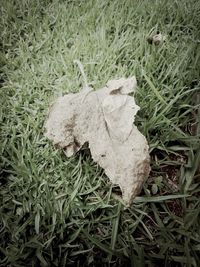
top-left (44, 77), bottom-right (150, 206)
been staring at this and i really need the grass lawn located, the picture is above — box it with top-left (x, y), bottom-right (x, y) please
top-left (0, 0), bottom-right (200, 266)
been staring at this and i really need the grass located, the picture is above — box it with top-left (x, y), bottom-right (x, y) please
top-left (0, 0), bottom-right (200, 266)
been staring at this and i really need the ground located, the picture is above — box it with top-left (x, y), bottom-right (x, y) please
top-left (0, 0), bottom-right (200, 266)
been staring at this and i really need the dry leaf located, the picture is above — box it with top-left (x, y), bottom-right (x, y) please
top-left (44, 77), bottom-right (150, 205)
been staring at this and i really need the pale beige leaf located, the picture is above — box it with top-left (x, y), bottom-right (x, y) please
top-left (44, 77), bottom-right (150, 206)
